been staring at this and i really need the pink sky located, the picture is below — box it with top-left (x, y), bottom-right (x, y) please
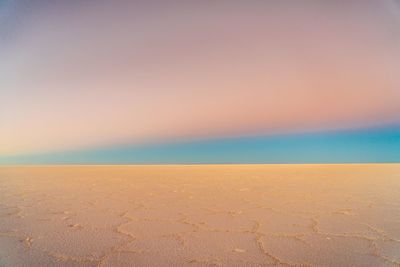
top-left (1, 1), bottom-right (400, 155)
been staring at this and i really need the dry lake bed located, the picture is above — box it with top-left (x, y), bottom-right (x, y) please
top-left (1, 164), bottom-right (400, 266)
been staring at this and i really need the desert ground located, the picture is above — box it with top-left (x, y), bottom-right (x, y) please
top-left (0, 164), bottom-right (399, 266)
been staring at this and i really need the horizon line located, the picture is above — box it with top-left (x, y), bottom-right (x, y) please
top-left (1, 162), bottom-right (400, 167)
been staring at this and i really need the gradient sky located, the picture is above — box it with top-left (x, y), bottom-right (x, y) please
top-left (1, 0), bottom-right (400, 163)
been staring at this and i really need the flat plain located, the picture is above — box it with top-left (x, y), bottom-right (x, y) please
top-left (0, 164), bottom-right (399, 266)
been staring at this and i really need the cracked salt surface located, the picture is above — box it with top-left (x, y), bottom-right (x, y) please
top-left (0, 164), bottom-right (399, 266)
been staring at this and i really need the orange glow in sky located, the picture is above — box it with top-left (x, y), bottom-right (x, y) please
top-left (1, 1), bottom-right (400, 155)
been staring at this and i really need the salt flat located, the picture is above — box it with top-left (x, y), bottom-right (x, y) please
top-left (0, 164), bottom-right (399, 266)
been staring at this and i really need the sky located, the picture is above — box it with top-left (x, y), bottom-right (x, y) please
top-left (1, 0), bottom-right (400, 164)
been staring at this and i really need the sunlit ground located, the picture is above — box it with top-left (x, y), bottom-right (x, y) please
top-left (0, 164), bottom-right (399, 266)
